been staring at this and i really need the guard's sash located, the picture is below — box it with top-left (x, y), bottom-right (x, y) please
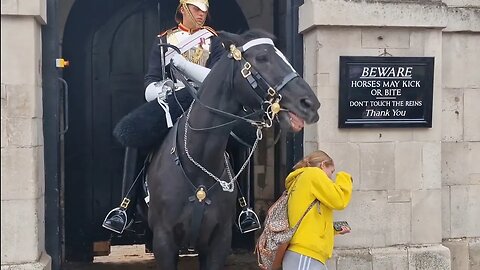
top-left (163, 29), bottom-right (214, 64)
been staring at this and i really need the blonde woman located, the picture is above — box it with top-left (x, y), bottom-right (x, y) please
top-left (283, 150), bottom-right (353, 270)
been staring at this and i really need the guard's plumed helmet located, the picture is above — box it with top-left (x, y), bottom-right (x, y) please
top-left (180, 0), bottom-right (209, 12)
top-left (175, 0), bottom-right (209, 25)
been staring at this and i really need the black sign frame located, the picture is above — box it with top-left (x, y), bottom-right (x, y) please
top-left (339, 56), bottom-right (434, 128)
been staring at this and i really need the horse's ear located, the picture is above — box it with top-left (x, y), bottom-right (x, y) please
top-left (217, 31), bottom-right (243, 49)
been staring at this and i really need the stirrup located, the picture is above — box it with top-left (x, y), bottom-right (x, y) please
top-left (238, 208), bottom-right (261, 234)
top-left (102, 207), bottom-right (128, 234)
top-left (179, 248), bottom-right (199, 257)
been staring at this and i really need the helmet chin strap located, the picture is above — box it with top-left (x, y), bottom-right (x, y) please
top-left (182, 3), bottom-right (206, 30)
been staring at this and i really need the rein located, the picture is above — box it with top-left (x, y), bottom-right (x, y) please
top-left (174, 38), bottom-right (300, 192)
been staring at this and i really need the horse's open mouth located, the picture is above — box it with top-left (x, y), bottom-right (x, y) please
top-left (288, 111), bottom-right (305, 132)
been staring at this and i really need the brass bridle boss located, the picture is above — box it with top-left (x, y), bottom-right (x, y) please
top-left (228, 38), bottom-right (299, 128)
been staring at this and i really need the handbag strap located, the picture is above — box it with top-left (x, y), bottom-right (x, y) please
top-left (292, 200), bottom-right (317, 230)
top-left (286, 176), bottom-right (318, 230)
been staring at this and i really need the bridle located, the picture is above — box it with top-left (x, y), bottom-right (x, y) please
top-left (228, 38), bottom-right (299, 128)
top-left (174, 38), bottom-right (301, 192)
top-left (172, 37), bottom-right (300, 131)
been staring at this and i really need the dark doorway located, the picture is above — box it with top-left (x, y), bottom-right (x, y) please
top-left (62, 0), bottom-right (250, 263)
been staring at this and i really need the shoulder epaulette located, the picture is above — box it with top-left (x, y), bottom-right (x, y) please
top-left (158, 27), bottom-right (177, 38)
top-left (202, 26), bottom-right (217, 36)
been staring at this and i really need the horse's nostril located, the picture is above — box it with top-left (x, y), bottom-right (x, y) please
top-left (300, 98), bottom-right (314, 109)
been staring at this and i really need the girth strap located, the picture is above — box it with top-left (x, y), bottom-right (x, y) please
top-left (187, 185), bottom-right (211, 251)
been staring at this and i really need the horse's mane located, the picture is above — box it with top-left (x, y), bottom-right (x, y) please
top-left (237, 28), bottom-right (276, 43)
top-left (196, 29), bottom-right (277, 97)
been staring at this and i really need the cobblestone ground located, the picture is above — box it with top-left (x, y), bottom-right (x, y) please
top-left (64, 245), bottom-right (259, 270)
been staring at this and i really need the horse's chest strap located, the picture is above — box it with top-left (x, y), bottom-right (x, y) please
top-left (187, 185), bottom-right (210, 250)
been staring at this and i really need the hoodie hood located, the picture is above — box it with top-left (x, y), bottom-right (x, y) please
top-left (285, 167), bottom-right (308, 190)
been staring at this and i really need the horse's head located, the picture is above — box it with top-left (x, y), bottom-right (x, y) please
top-left (218, 29), bottom-right (320, 132)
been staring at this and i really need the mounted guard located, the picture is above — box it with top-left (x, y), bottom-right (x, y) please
top-left (102, 0), bottom-right (261, 248)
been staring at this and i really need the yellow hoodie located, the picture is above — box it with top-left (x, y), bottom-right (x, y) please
top-left (285, 167), bottom-right (353, 264)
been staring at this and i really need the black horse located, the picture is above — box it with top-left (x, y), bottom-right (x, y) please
top-left (146, 29), bottom-right (320, 269)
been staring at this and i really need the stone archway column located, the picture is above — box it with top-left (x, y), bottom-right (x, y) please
top-left (1, 0), bottom-right (51, 269)
top-left (299, 0), bottom-right (450, 269)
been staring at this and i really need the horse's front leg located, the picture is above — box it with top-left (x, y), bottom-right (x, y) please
top-left (200, 225), bottom-right (232, 270)
top-left (152, 227), bottom-right (179, 270)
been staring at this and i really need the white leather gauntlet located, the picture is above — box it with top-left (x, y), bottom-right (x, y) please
top-left (171, 53), bottom-right (211, 84)
top-left (144, 79), bottom-right (174, 102)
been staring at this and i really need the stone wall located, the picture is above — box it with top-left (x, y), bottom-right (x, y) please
top-left (441, 2), bottom-right (480, 270)
top-left (1, 0), bottom-right (51, 269)
top-left (299, 0), bottom-right (479, 269)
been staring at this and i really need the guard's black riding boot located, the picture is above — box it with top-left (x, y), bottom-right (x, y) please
top-left (103, 147), bottom-right (139, 234)
top-left (237, 197), bottom-right (261, 234)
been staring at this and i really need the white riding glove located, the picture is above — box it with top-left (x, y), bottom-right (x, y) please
top-left (145, 79), bottom-right (176, 128)
top-left (171, 53), bottom-right (211, 84)
top-left (145, 79), bottom-right (174, 102)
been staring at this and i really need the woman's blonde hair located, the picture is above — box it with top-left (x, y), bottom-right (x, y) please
top-left (293, 150), bottom-right (333, 170)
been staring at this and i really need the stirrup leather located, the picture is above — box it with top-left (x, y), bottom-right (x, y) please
top-left (102, 207), bottom-right (128, 234)
top-left (238, 207), bottom-right (261, 234)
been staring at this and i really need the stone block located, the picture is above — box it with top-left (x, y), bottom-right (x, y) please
top-left (5, 84), bottom-right (42, 118)
top-left (6, 118), bottom-right (43, 147)
top-left (441, 88), bottom-right (463, 142)
top-left (442, 142), bottom-right (479, 186)
top-left (1, 99), bottom-right (6, 120)
top-left (315, 28), bottom-right (362, 76)
top-left (395, 142), bottom-right (423, 190)
top-left (464, 143), bottom-right (480, 185)
top-left (334, 190), bottom-right (388, 248)
top-left (450, 185), bottom-right (480, 237)
top-left (411, 190), bottom-right (442, 244)
top-left (441, 187), bottom-right (452, 237)
top-left (385, 201), bottom-right (411, 246)
top-left (1, 84), bottom-right (6, 100)
top-left (1, 0), bottom-right (46, 24)
top-left (444, 0), bottom-right (480, 7)
top-left (316, 98), bottom-right (349, 143)
top-left (359, 143), bottom-right (395, 191)
top-left (423, 29), bottom-right (443, 59)
top-left (361, 28), bottom-right (410, 49)
top-left (18, 0), bottom-right (47, 24)
top-left (336, 249), bottom-right (372, 270)
top-left (348, 129), bottom-right (414, 143)
top-left (387, 190), bottom-right (411, 203)
top-left (1, 198), bottom-right (43, 264)
top-left (1, 0), bottom-right (18, 14)
top-left (443, 33), bottom-right (480, 89)
top-left (443, 239), bottom-right (470, 270)
top-left (303, 124), bottom-right (318, 153)
top-left (1, 119), bottom-right (7, 148)
top-left (0, 147), bottom-right (43, 200)
top-left (422, 142), bottom-right (442, 189)
top-left (316, 143), bottom-right (360, 182)
top-left (407, 244), bottom-right (451, 270)
top-left (0, 253), bottom-right (51, 270)
top-left (470, 237), bottom-right (480, 269)
top-left (464, 90), bottom-right (480, 141)
top-left (299, 0), bottom-right (446, 31)
top-left (445, 6), bottom-right (480, 32)
top-left (412, 121), bottom-right (442, 143)
top-left (371, 246), bottom-right (409, 270)
top-left (1, 17), bottom-right (41, 85)
top-left (304, 141), bottom-right (319, 156)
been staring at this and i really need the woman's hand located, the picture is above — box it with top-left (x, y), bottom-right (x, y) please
top-left (337, 226), bottom-right (351, 235)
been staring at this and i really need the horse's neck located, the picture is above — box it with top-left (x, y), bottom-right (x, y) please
top-left (179, 58), bottom-right (240, 175)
